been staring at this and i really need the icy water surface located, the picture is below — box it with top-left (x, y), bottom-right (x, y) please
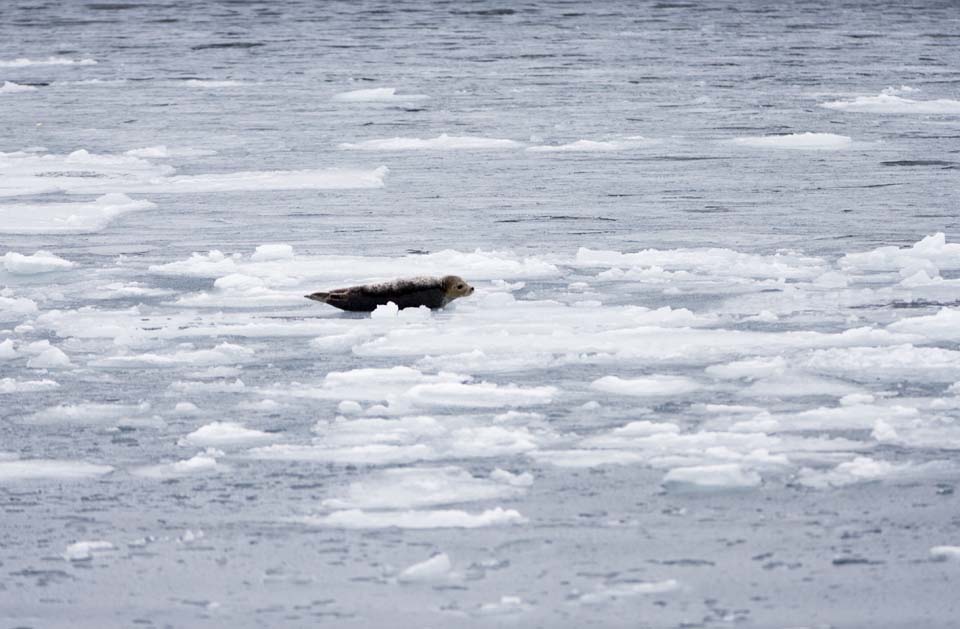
top-left (1, 1), bottom-right (960, 627)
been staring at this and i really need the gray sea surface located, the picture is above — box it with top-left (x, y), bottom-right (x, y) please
top-left (1, 1), bottom-right (959, 627)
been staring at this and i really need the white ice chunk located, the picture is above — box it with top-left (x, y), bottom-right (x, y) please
top-left (574, 579), bottom-right (680, 605)
top-left (930, 546), bottom-right (960, 562)
top-left (731, 133), bottom-right (852, 150)
top-left (0, 378), bottom-right (59, 393)
top-left (0, 57), bottom-right (96, 67)
top-left (2, 251), bottom-right (74, 274)
top-left (590, 375), bottom-right (701, 397)
top-left (402, 381), bottom-right (558, 408)
top-left (250, 244), bottom-right (294, 261)
top-left (662, 463), bottom-right (761, 490)
top-left (397, 553), bottom-right (453, 583)
top-left (124, 146), bottom-right (216, 158)
top-left (332, 87), bottom-right (429, 102)
top-left (302, 506), bottom-right (526, 529)
top-left (0, 194), bottom-right (155, 234)
top-left (0, 459), bottom-right (113, 481)
top-left (340, 134), bottom-right (521, 151)
top-left (821, 93), bottom-right (960, 114)
top-left (178, 421), bottom-right (274, 447)
top-left (131, 450), bottom-right (228, 479)
top-left (0, 81), bottom-right (37, 94)
top-left (63, 540), bottom-right (114, 561)
top-left (321, 466), bottom-right (526, 510)
top-left (0, 296), bottom-right (38, 321)
top-left (526, 137), bottom-right (656, 152)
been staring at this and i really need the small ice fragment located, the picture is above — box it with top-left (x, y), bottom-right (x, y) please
top-left (63, 540), bottom-right (114, 561)
top-left (397, 553), bottom-right (453, 583)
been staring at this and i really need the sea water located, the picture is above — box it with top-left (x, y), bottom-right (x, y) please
top-left (1, 1), bottom-right (959, 627)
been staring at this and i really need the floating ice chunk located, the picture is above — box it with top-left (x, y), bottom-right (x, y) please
top-left (370, 301), bottom-right (400, 319)
top-left (302, 506), bottom-right (526, 529)
top-left (340, 134), bottom-right (521, 151)
top-left (802, 344), bottom-right (960, 382)
top-left (250, 244), bottom-right (294, 261)
top-left (92, 342), bottom-right (254, 367)
top-left (840, 234), bottom-right (960, 272)
top-left (797, 456), bottom-right (922, 488)
top-left (321, 466), bottom-right (526, 510)
top-left (591, 375), bottom-right (700, 397)
top-left (124, 146), bottom-right (216, 158)
top-left (0, 194), bottom-right (156, 234)
top-left (174, 402), bottom-right (200, 415)
top-left (2, 251), bottom-right (74, 274)
top-left (821, 93), bottom-right (960, 114)
top-left (930, 546), bottom-right (960, 562)
top-left (0, 459), bottom-right (113, 481)
top-left (179, 529), bottom-right (205, 543)
top-left (332, 87), bottom-right (429, 102)
top-left (26, 401), bottom-right (150, 425)
top-left (267, 366), bottom-right (467, 402)
top-left (490, 468), bottom-right (534, 487)
top-left (402, 381), bottom-right (558, 408)
top-left (63, 540), bottom-right (113, 562)
top-left (526, 137), bottom-right (656, 152)
top-left (574, 579), bottom-right (680, 605)
top-left (706, 356), bottom-right (787, 379)
top-left (179, 422), bottom-right (274, 447)
top-left (132, 449), bottom-right (228, 479)
top-left (0, 81), bottom-right (37, 94)
top-left (26, 344), bottom-right (72, 369)
top-left (882, 85), bottom-right (919, 95)
top-left (662, 463), bottom-right (761, 490)
top-left (731, 133), bottom-right (852, 150)
top-left (576, 246), bottom-right (823, 280)
top-left (0, 296), bottom-right (37, 321)
top-left (888, 308), bottom-right (960, 341)
top-left (337, 400), bottom-right (362, 415)
top-left (0, 378), bottom-right (59, 393)
top-left (181, 79), bottom-right (242, 88)
top-left (476, 596), bottom-right (531, 616)
top-left (397, 553), bottom-right (453, 583)
top-left (0, 148), bottom-right (387, 196)
top-left (0, 56), bottom-right (96, 67)
top-left (0, 339), bottom-right (18, 360)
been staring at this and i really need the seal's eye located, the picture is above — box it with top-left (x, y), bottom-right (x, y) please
top-left (457, 284), bottom-right (464, 289)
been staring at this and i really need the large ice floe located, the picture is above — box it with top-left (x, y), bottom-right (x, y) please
top-left (331, 87), bottom-right (429, 102)
top-left (339, 134), bottom-right (521, 150)
top-left (730, 132), bottom-right (853, 150)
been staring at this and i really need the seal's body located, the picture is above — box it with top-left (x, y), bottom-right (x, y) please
top-left (306, 275), bottom-right (474, 312)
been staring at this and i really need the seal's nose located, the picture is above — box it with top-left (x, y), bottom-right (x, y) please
top-left (469, 286), bottom-right (475, 294)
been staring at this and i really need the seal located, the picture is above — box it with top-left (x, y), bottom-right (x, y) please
top-left (305, 275), bottom-right (474, 312)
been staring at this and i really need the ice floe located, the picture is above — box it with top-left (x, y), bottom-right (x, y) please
top-left (0, 378), bottom-right (59, 393)
top-left (526, 137), bottom-right (656, 152)
top-left (0, 194), bottom-right (155, 234)
top-left (302, 506), bottom-right (526, 529)
top-left (821, 92), bottom-right (960, 114)
top-left (131, 449), bottom-right (229, 479)
top-left (0, 56), bottom-right (96, 67)
top-left (0, 148), bottom-right (387, 197)
top-left (0, 81), bottom-right (37, 94)
top-left (339, 134), bottom-right (521, 151)
top-left (320, 466), bottom-right (528, 510)
top-left (930, 546), bottom-right (960, 562)
top-left (572, 579), bottom-right (680, 605)
top-left (63, 540), bottom-right (114, 561)
top-left (332, 87), bottom-right (429, 102)
top-left (0, 458), bottom-right (113, 481)
top-left (662, 463), bottom-right (762, 491)
top-left (2, 251), bottom-right (74, 274)
top-left (397, 553), bottom-right (454, 583)
top-left (178, 422), bottom-right (274, 447)
top-left (731, 132), bottom-right (853, 150)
